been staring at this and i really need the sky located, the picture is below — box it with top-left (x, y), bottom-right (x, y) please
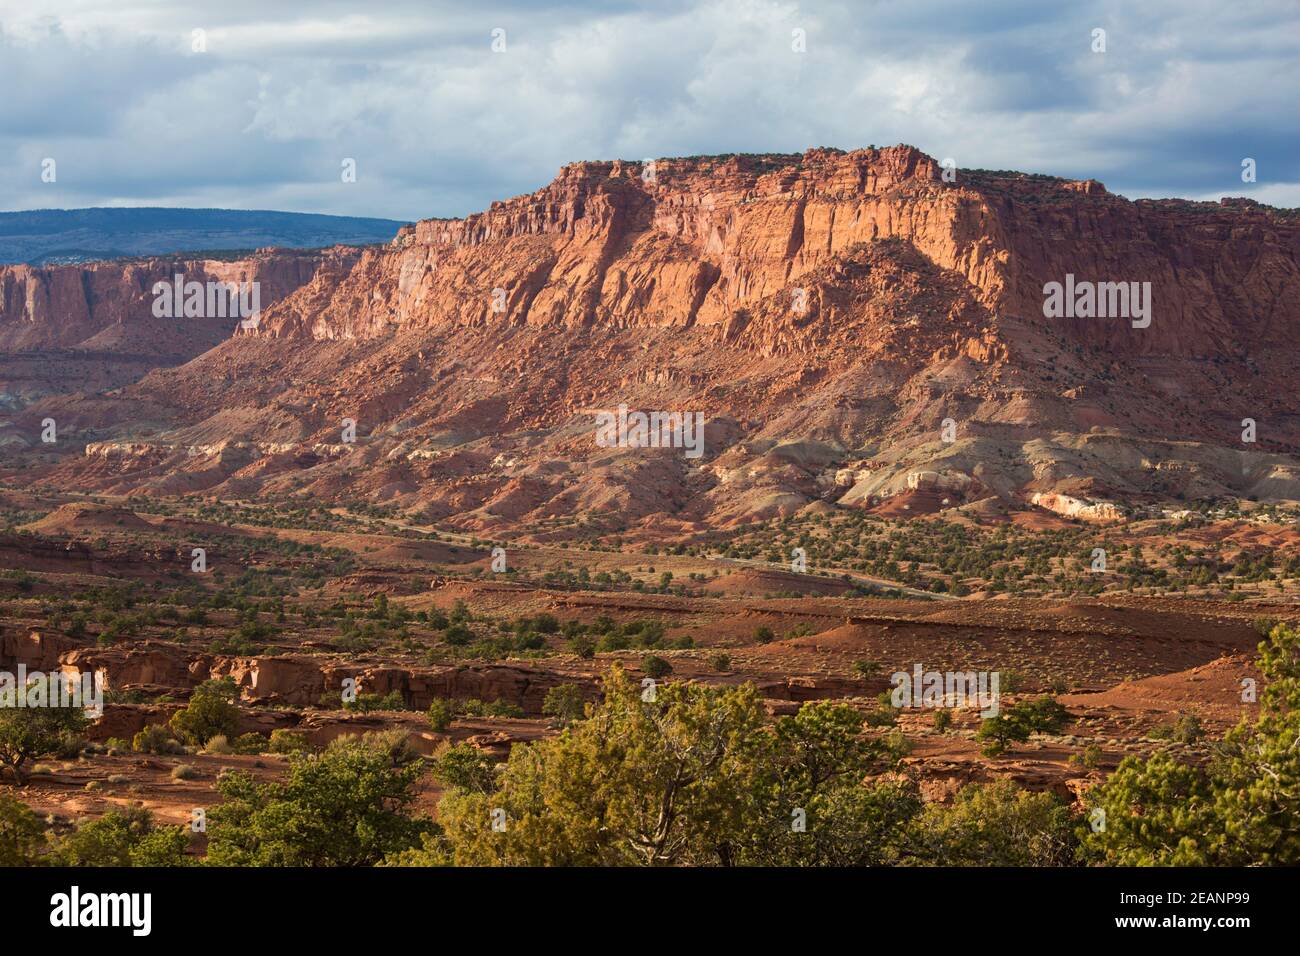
top-left (1, 0), bottom-right (1297, 221)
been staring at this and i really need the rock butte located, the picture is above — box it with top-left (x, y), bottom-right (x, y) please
top-left (1, 145), bottom-right (1298, 532)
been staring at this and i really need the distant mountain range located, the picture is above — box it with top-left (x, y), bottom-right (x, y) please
top-left (0, 207), bottom-right (410, 264)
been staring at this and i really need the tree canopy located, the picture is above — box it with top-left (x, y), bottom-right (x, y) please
top-left (1083, 622), bottom-right (1300, 865)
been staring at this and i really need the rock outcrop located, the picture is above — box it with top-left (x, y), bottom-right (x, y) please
top-left (1030, 492), bottom-right (1124, 524)
top-left (5, 146), bottom-right (1299, 526)
top-left (47, 641), bottom-right (592, 717)
top-left (0, 629), bottom-right (81, 671)
top-left (0, 247), bottom-right (358, 354)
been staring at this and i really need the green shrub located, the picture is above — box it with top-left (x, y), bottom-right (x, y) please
top-left (233, 733), bottom-right (269, 755)
top-left (432, 742), bottom-right (497, 794)
top-left (976, 715), bottom-right (1023, 756)
top-left (914, 781), bottom-right (1077, 866)
top-left (976, 697), bottom-right (1069, 756)
top-left (852, 660), bottom-right (881, 680)
top-left (1148, 713), bottom-right (1204, 744)
top-left (427, 698), bottom-right (453, 733)
top-left (641, 655), bottom-right (672, 679)
top-left (443, 623), bottom-right (474, 646)
top-left (267, 729), bottom-right (311, 755)
top-left (864, 704), bottom-right (897, 728)
top-left (203, 734), bottom-right (234, 755)
top-left (169, 677), bottom-right (240, 746)
top-left (542, 684), bottom-right (585, 727)
top-left (0, 793), bottom-right (45, 865)
top-left (1011, 697), bottom-right (1071, 735)
top-left (344, 690), bottom-right (407, 713)
top-left (420, 670), bottom-right (917, 867)
top-left (1070, 743), bottom-right (1103, 769)
top-left (456, 699), bottom-right (524, 719)
top-left (0, 695), bottom-right (90, 785)
top-left (132, 723), bottom-right (184, 755)
top-left (205, 731), bottom-right (431, 866)
top-left (46, 806), bottom-right (190, 867)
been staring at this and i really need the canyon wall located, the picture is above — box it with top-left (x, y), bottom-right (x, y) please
top-left (249, 146), bottom-right (1299, 372)
top-left (5, 147), bottom-right (1299, 526)
top-left (0, 247), bottom-right (361, 355)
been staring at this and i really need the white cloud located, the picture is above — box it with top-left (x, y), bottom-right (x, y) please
top-left (1, 0), bottom-right (1296, 218)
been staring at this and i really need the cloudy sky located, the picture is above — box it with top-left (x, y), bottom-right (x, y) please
top-left (1, 0), bottom-right (1296, 221)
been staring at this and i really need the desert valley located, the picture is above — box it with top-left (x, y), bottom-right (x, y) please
top-left (1, 144), bottom-right (1298, 872)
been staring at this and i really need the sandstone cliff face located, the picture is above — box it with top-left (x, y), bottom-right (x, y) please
top-left (0, 247), bottom-right (358, 355)
top-left (42, 641), bottom-right (590, 717)
top-left (0, 629), bottom-right (80, 672)
top-left (6, 146), bottom-right (1300, 526)
top-left (252, 147), bottom-right (1009, 340)
top-left (234, 144), bottom-right (1298, 456)
top-left (250, 146), bottom-right (1298, 370)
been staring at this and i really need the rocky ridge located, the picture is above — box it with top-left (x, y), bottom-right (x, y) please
top-left (3, 146), bottom-right (1298, 531)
